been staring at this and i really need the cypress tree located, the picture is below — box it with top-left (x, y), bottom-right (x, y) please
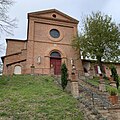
top-left (61, 63), bottom-right (68, 90)
top-left (110, 65), bottom-right (119, 89)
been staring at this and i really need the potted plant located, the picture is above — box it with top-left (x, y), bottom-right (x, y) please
top-left (107, 87), bottom-right (118, 104)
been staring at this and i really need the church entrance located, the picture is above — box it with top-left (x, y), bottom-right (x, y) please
top-left (50, 51), bottom-right (61, 75)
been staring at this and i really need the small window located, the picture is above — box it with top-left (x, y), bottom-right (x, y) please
top-left (52, 14), bottom-right (56, 18)
top-left (50, 29), bottom-right (60, 38)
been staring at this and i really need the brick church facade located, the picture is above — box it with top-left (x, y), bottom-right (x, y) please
top-left (1, 9), bottom-right (84, 77)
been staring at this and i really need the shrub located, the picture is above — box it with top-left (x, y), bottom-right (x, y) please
top-left (107, 87), bottom-right (118, 96)
top-left (110, 65), bottom-right (119, 89)
top-left (61, 63), bottom-right (68, 90)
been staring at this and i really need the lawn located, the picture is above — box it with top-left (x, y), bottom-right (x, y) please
top-left (87, 77), bottom-right (100, 86)
top-left (87, 76), bottom-right (120, 95)
top-left (0, 75), bottom-right (84, 120)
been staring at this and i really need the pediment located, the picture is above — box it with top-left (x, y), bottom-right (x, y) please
top-left (28, 9), bottom-right (79, 23)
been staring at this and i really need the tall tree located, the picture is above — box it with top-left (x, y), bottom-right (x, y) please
top-left (0, 0), bottom-right (16, 36)
top-left (72, 12), bottom-right (120, 74)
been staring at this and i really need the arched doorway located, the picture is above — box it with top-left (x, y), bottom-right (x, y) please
top-left (14, 65), bottom-right (22, 74)
top-left (50, 51), bottom-right (61, 75)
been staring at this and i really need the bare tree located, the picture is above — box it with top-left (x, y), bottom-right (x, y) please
top-left (0, 0), bottom-right (16, 36)
top-left (0, 0), bottom-right (16, 56)
top-left (0, 61), bottom-right (3, 74)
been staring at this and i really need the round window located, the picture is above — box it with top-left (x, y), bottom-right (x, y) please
top-left (50, 29), bottom-right (60, 38)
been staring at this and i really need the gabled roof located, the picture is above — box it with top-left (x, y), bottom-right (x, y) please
top-left (28, 9), bottom-right (79, 24)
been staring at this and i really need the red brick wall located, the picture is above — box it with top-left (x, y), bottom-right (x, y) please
top-left (3, 10), bottom-right (84, 76)
top-left (6, 40), bottom-right (26, 55)
top-left (25, 11), bottom-right (83, 76)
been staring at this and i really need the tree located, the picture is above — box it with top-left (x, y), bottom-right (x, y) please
top-left (0, 0), bottom-right (16, 36)
top-left (0, 62), bottom-right (3, 74)
top-left (72, 12), bottom-right (120, 74)
top-left (61, 62), bottom-right (68, 90)
top-left (110, 65), bottom-right (119, 89)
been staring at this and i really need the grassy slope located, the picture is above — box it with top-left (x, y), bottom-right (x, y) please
top-left (87, 77), bottom-right (120, 95)
top-left (0, 75), bottom-right (83, 120)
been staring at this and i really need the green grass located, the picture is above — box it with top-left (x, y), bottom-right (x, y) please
top-left (0, 75), bottom-right (84, 120)
top-left (87, 76), bottom-right (120, 95)
top-left (87, 77), bottom-right (100, 86)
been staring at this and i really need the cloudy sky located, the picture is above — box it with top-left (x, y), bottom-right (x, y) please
top-left (0, 0), bottom-right (120, 58)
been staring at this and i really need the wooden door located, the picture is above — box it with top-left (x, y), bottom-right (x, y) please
top-left (50, 58), bottom-right (61, 75)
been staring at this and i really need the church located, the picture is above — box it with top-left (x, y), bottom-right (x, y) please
top-left (1, 9), bottom-right (84, 77)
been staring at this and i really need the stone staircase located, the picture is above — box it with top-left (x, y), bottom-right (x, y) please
top-left (54, 75), bottom-right (120, 120)
top-left (78, 78), bottom-right (120, 120)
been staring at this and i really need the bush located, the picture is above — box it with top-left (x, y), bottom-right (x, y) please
top-left (61, 63), bottom-right (68, 90)
top-left (107, 87), bottom-right (118, 96)
top-left (110, 65), bottom-right (119, 89)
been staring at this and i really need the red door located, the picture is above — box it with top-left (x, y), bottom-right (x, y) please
top-left (50, 58), bottom-right (61, 75)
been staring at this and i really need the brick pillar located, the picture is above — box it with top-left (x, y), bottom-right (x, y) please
top-left (71, 73), bottom-right (79, 98)
top-left (31, 64), bottom-right (35, 75)
top-left (99, 75), bottom-right (106, 92)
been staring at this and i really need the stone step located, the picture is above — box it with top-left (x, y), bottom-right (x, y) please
top-left (98, 109), bottom-right (111, 118)
top-left (78, 78), bottom-right (120, 119)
